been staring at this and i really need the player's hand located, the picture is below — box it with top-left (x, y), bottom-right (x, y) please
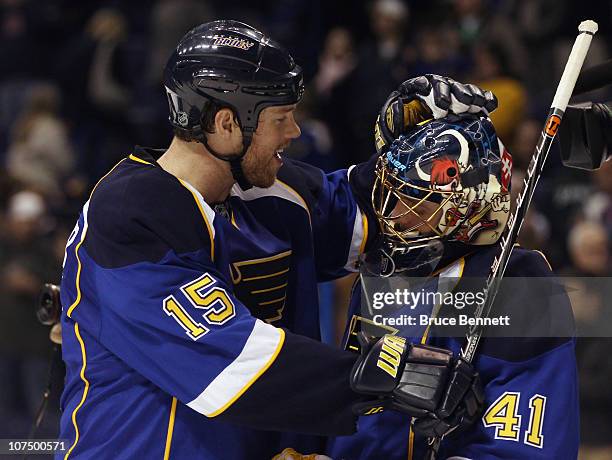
top-left (350, 334), bottom-right (483, 436)
top-left (50, 323), bottom-right (63, 345)
top-left (400, 74), bottom-right (498, 119)
top-left (374, 75), bottom-right (497, 155)
top-left (412, 368), bottom-right (484, 438)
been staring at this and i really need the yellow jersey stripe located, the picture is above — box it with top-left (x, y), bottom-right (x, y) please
top-left (129, 154), bottom-right (154, 165)
top-left (359, 209), bottom-right (369, 255)
top-left (66, 223), bottom-right (88, 318)
top-left (251, 282), bottom-right (288, 294)
top-left (242, 268), bottom-right (290, 282)
top-left (258, 296), bottom-right (286, 306)
top-left (67, 159), bottom-right (126, 318)
top-left (163, 397), bottom-right (178, 460)
top-left (64, 323), bottom-right (91, 460)
top-left (177, 179), bottom-right (215, 261)
top-left (407, 427), bottom-right (415, 460)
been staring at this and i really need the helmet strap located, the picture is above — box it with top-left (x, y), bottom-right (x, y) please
top-left (199, 132), bottom-right (253, 191)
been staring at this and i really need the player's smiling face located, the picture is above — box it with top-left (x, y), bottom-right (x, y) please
top-left (242, 104), bottom-right (301, 188)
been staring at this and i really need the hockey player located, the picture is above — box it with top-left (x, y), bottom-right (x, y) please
top-left (57, 20), bottom-right (497, 459)
top-left (327, 108), bottom-right (579, 459)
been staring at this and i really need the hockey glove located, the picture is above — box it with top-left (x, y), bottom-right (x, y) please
top-left (412, 367), bottom-right (484, 438)
top-left (374, 74), bottom-right (498, 155)
top-left (350, 333), bottom-right (483, 437)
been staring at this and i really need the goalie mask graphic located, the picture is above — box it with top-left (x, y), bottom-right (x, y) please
top-left (366, 116), bottom-right (512, 276)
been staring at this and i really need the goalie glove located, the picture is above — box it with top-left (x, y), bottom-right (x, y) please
top-left (350, 334), bottom-right (484, 437)
top-left (374, 74), bottom-right (498, 154)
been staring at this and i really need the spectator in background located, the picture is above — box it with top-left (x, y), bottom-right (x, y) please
top-left (314, 27), bottom-right (356, 101)
top-left (0, 0), bottom-right (36, 78)
top-left (367, 0), bottom-right (409, 67)
top-left (408, 25), bottom-right (468, 78)
top-left (147, 0), bottom-right (214, 85)
top-left (6, 83), bottom-right (75, 201)
top-left (312, 27), bottom-right (357, 168)
top-left (133, 0), bottom-right (214, 147)
top-left (510, 117), bottom-right (541, 171)
top-left (530, 133), bottom-right (594, 267)
top-left (85, 8), bottom-right (131, 114)
top-left (55, 8), bottom-right (135, 182)
top-left (0, 0), bottom-right (34, 155)
top-left (450, 0), bottom-right (527, 79)
top-left (284, 92), bottom-right (336, 172)
top-left (508, 0), bottom-right (567, 108)
top-left (317, 0), bottom-right (410, 166)
top-left (564, 220), bottom-right (612, 460)
top-left (471, 42), bottom-right (527, 142)
top-left (566, 220), bottom-right (610, 277)
top-left (0, 190), bottom-right (60, 437)
top-left (584, 160), bottom-right (612, 239)
top-left (511, 167), bottom-right (551, 252)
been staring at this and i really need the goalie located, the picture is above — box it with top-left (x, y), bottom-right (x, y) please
top-left (326, 84), bottom-right (579, 459)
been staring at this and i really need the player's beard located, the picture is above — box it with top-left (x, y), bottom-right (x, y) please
top-left (241, 143), bottom-right (282, 188)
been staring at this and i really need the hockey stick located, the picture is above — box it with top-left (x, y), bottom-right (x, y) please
top-left (425, 19), bottom-right (598, 460)
top-left (461, 19), bottom-right (598, 362)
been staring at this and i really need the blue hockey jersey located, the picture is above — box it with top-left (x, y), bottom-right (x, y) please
top-left (58, 148), bottom-right (376, 459)
top-left (327, 246), bottom-right (580, 460)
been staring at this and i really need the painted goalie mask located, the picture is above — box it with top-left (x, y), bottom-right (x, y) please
top-left (368, 116), bottom-right (512, 275)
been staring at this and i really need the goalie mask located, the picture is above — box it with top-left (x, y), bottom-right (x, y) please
top-left (366, 116), bottom-right (512, 276)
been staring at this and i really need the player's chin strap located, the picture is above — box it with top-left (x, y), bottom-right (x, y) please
top-left (200, 132), bottom-right (254, 191)
top-left (172, 121), bottom-right (254, 190)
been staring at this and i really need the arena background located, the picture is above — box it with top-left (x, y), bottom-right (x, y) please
top-left (0, 1), bottom-right (610, 458)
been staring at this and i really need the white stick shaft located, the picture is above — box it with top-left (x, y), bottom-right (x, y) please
top-left (461, 20), bottom-right (599, 364)
top-left (551, 20), bottom-right (598, 111)
top-left (432, 19), bottom-right (599, 460)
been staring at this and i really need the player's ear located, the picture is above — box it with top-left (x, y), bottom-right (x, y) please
top-left (214, 108), bottom-right (239, 138)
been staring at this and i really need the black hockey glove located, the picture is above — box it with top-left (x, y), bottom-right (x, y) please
top-left (411, 361), bottom-right (484, 438)
top-left (350, 334), bottom-right (484, 437)
top-left (374, 74), bottom-right (498, 155)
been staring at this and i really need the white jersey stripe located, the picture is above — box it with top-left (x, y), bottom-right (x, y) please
top-left (187, 320), bottom-right (284, 417)
top-left (231, 181), bottom-right (311, 224)
top-left (344, 203), bottom-right (366, 272)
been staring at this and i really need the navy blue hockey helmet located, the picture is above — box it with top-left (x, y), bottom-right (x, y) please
top-left (163, 20), bottom-right (304, 188)
top-left (164, 20), bottom-right (303, 146)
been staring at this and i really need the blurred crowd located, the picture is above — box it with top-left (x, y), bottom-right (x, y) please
top-left (1, 0), bottom-right (611, 456)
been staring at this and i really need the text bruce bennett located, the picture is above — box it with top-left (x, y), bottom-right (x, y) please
top-left (372, 314), bottom-right (511, 327)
